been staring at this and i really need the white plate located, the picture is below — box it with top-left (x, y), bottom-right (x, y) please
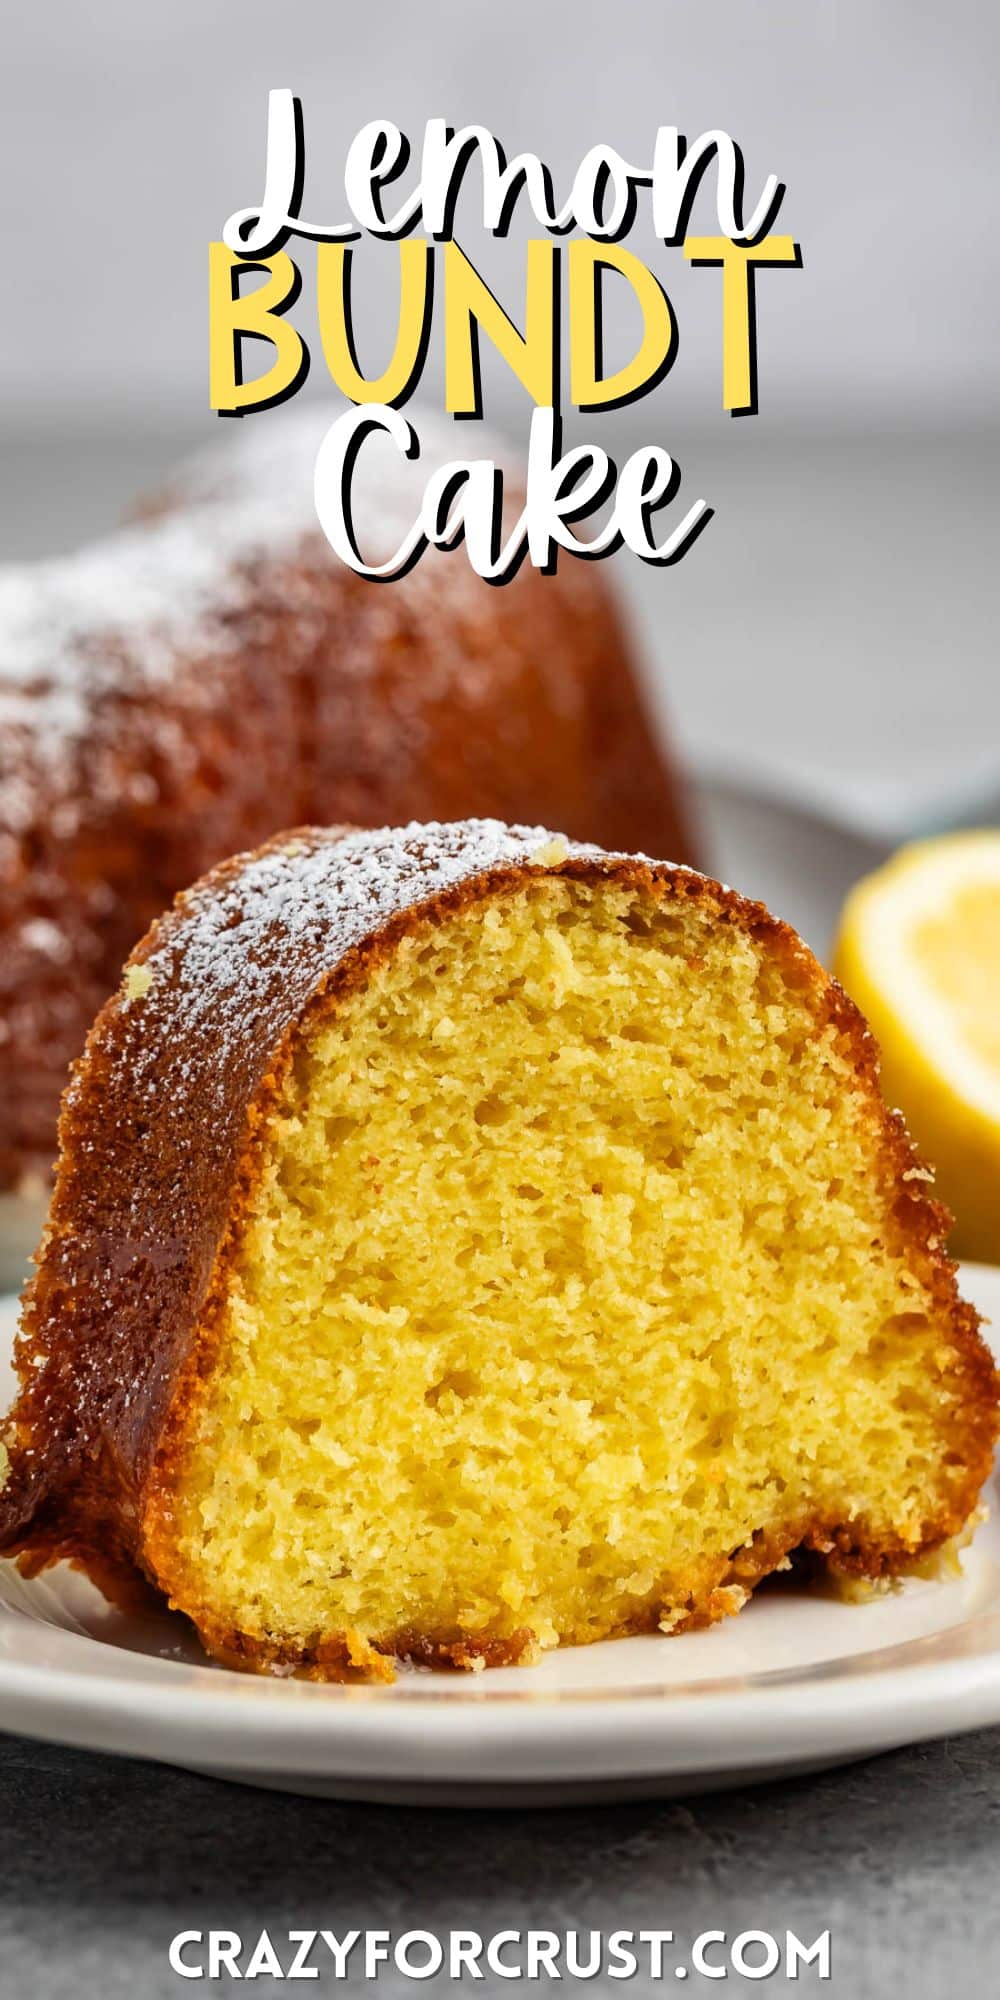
top-left (1, 1270), bottom-right (999, 1806)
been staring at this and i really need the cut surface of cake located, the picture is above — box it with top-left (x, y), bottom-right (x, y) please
top-left (0, 821), bottom-right (995, 1680)
top-left (0, 407), bottom-right (694, 1254)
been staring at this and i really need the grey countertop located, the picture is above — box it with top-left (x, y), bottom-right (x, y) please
top-left (2, 1725), bottom-right (999, 1997)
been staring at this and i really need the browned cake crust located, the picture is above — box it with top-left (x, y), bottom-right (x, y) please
top-left (0, 821), bottom-right (995, 1679)
top-left (0, 412), bottom-right (694, 1195)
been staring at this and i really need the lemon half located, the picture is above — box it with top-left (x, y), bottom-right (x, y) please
top-left (834, 830), bottom-right (1000, 1261)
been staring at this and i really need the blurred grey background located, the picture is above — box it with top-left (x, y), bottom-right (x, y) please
top-left (2, 0), bottom-right (997, 850)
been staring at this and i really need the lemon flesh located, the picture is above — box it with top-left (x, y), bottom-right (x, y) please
top-left (834, 832), bottom-right (1000, 1261)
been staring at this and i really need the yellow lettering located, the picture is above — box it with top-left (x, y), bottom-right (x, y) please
top-left (318, 241), bottom-right (432, 404)
top-left (208, 244), bottom-right (306, 413)
top-left (569, 241), bottom-right (675, 409)
top-left (684, 235), bottom-right (798, 412)
top-left (444, 241), bottom-right (556, 414)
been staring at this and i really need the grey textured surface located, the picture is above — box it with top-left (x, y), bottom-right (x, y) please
top-left (1, 1725), bottom-right (998, 1996)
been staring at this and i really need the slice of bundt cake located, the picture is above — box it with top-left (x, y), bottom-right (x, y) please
top-left (0, 821), bottom-right (995, 1680)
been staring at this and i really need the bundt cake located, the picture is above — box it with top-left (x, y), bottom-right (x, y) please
top-left (1, 820), bottom-right (995, 1680)
top-left (0, 407), bottom-right (693, 1272)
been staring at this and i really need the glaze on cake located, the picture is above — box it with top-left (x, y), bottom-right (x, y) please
top-left (1, 821), bottom-right (994, 1680)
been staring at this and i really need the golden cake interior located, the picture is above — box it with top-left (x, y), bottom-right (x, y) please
top-left (157, 874), bottom-right (982, 1665)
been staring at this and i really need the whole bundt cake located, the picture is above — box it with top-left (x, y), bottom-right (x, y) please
top-left (1, 820), bottom-right (994, 1680)
top-left (0, 408), bottom-right (693, 1268)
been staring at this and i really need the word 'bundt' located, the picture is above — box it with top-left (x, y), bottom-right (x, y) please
top-left (0, 408), bottom-right (693, 1265)
top-left (2, 821), bottom-right (993, 1681)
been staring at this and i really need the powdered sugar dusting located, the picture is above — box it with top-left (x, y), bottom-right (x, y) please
top-left (0, 402), bottom-right (518, 806)
top-left (168, 400), bottom-right (515, 517)
top-left (134, 819), bottom-right (606, 1081)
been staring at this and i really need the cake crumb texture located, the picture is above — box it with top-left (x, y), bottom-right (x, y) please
top-left (157, 869), bottom-right (996, 1667)
top-left (1, 823), bottom-right (995, 1679)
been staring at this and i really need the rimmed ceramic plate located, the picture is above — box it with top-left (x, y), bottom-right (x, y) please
top-left (1, 1269), bottom-right (999, 1804)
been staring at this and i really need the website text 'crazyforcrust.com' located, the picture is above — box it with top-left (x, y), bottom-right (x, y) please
top-left (168, 1927), bottom-right (832, 1982)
